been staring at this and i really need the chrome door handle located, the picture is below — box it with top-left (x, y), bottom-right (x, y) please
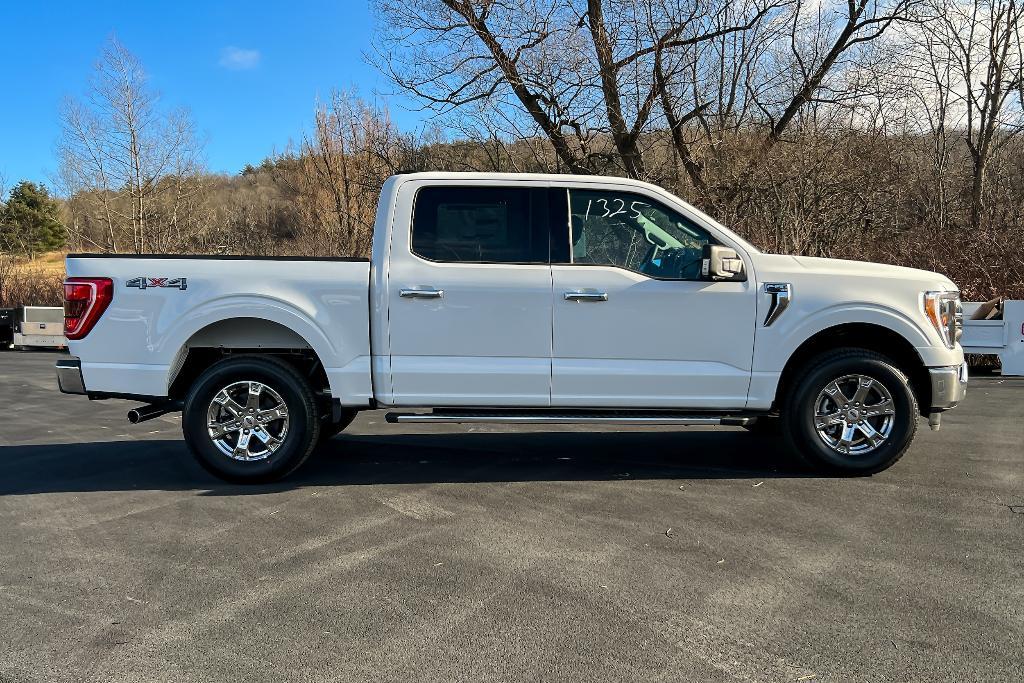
top-left (400, 288), bottom-right (444, 299)
top-left (564, 291), bottom-right (608, 302)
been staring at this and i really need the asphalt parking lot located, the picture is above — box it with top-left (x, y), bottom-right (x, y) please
top-left (0, 352), bottom-right (1021, 682)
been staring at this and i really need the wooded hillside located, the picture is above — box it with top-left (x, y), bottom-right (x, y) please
top-left (2, 0), bottom-right (1022, 307)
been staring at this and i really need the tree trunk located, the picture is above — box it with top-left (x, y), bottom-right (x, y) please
top-left (970, 157), bottom-right (987, 230)
top-left (587, 0), bottom-right (646, 179)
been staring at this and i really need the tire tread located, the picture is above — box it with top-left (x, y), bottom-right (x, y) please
top-left (182, 354), bottom-right (321, 483)
top-left (781, 347), bottom-right (919, 475)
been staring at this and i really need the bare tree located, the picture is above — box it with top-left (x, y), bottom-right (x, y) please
top-left (0, 173), bottom-right (11, 304)
top-left (910, 25), bottom-right (959, 231)
top-left (58, 36), bottom-right (205, 253)
top-left (374, 0), bottom-right (787, 180)
top-left (747, 0), bottom-right (924, 160)
top-left (652, 0), bottom-right (792, 189)
top-left (291, 91), bottom-right (416, 257)
top-left (929, 0), bottom-right (1024, 228)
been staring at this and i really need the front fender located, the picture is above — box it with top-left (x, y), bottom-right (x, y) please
top-left (746, 302), bottom-right (942, 410)
top-left (762, 302), bottom-right (934, 370)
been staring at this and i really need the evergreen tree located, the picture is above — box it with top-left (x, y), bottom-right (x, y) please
top-left (0, 181), bottom-right (67, 258)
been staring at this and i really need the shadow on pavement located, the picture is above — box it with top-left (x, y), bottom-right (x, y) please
top-left (0, 429), bottom-right (815, 496)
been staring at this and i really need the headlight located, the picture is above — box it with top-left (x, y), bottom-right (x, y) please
top-left (922, 291), bottom-right (962, 349)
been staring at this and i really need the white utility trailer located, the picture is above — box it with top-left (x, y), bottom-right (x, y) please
top-left (961, 300), bottom-right (1024, 376)
top-left (12, 306), bottom-right (67, 350)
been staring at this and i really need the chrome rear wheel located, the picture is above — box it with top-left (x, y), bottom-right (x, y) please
top-left (184, 356), bottom-right (320, 483)
top-left (206, 380), bottom-right (290, 461)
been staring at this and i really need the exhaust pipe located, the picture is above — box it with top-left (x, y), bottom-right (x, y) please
top-left (127, 401), bottom-right (182, 424)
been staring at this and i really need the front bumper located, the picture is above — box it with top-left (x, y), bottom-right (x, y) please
top-left (56, 357), bottom-right (87, 395)
top-left (929, 362), bottom-right (968, 411)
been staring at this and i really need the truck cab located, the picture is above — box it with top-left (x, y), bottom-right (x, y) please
top-left (57, 173), bottom-right (967, 482)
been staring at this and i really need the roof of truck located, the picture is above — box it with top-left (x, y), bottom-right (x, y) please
top-left (391, 171), bottom-right (659, 188)
top-left (387, 171), bottom-right (760, 255)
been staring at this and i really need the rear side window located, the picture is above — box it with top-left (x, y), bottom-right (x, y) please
top-left (411, 186), bottom-right (547, 264)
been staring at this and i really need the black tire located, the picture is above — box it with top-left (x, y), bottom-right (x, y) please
top-left (318, 408), bottom-right (358, 444)
top-left (182, 355), bottom-right (321, 483)
top-left (781, 348), bottom-right (919, 475)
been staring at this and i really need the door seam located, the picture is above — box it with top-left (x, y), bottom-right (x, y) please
top-left (548, 264), bottom-right (555, 407)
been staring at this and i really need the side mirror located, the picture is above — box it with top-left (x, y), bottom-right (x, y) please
top-left (702, 244), bottom-right (746, 282)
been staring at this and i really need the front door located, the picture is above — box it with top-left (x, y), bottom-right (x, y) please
top-left (550, 186), bottom-right (757, 408)
top-left (387, 183), bottom-right (553, 406)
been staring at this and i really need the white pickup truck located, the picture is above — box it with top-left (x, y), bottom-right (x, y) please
top-left (56, 172), bottom-right (967, 482)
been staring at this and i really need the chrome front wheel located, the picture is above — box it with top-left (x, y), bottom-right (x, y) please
top-left (813, 374), bottom-right (895, 455)
top-left (783, 349), bottom-right (919, 475)
top-left (206, 380), bottom-right (290, 461)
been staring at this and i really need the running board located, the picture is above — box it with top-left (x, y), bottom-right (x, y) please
top-left (385, 410), bottom-right (755, 426)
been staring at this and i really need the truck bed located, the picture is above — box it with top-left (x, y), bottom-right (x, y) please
top-left (65, 253), bottom-right (373, 404)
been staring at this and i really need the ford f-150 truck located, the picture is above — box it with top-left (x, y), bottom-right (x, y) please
top-left (56, 172), bottom-right (967, 482)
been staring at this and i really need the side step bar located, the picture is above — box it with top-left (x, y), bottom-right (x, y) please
top-left (385, 410), bottom-right (755, 426)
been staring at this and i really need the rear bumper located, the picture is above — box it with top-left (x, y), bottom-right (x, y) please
top-left (929, 362), bottom-right (968, 411)
top-left (56, 357), bottom-right (87, 395)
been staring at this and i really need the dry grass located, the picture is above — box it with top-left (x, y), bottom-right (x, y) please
top-left (0, 253), bottom-right (66, 308)
top-left (13, 252), bottom-right (67, 278)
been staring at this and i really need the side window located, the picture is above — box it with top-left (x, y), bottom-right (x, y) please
top-left (567, 189), bottom-right (716, 280)
top-left (411, 186), bottom-right (547, 264)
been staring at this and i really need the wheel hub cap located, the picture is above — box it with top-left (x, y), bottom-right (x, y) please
top-left (813, 374), bottom-right (896, 456)
top-left (206, 381), bottom-right (290, 461)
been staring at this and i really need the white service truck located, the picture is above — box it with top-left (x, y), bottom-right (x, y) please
top-left (13, 306), bottom-right (67, 350)
top-left (962, 300), bottom-right (1024, 375)
top-left (56, 173), bottom-right (967, 482)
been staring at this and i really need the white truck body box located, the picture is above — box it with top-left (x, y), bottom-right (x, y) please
top-left (14, 306), bottom-right (67, 349)
top-left (961, 300), bottom-right (1024, 376)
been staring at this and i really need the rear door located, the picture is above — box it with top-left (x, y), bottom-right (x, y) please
top-left (549, 186), bottom-right (757, 408)
top-left (386, 182), bottom-right (554, 406)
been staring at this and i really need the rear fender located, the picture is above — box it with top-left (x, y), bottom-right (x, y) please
top-left (165, 295), bottom-right (371, 405)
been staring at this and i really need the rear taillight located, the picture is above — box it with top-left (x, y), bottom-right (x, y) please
top-left (63, 277), bottom-right (113, 340)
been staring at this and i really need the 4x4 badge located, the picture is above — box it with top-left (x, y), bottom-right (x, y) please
top-left (126, 277), bottom-right (188, 291)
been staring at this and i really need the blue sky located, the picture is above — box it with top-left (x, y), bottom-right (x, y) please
top-left (0, 0), bottom-right (424, 191)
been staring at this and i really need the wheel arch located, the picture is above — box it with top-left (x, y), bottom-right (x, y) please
top-left (167, 317), bottom-right (330, 402)
top-left (157, 294), bottom-right (371, 407)
top-left (774, 323), bottom-right (931, 415)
